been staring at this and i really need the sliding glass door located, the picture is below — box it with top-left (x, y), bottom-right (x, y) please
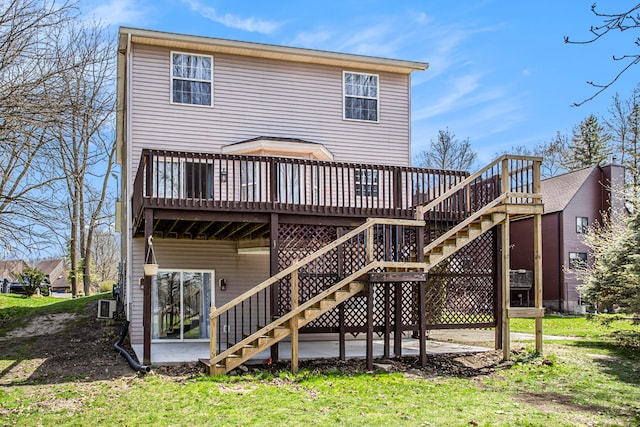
top-left (152, 270), bottom-right (214, 341)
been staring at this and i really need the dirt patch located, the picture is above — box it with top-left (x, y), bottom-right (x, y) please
top-left (1, 313), bottom-right (78, 339)
top-left (0, 301), bottom-right (135, 386)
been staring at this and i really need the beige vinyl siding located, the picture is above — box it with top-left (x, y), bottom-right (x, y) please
top-left (129, 237), bottom-right (270, 344)
top-left (129, 44), bottom-right (411, 171)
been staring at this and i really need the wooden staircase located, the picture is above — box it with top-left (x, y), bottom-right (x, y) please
top-left (425, 212), bottom-right (507, 269)
top-left (202, 155), bottom-right (544, 374)
top-left (203, 280), bottom-right (366, 375)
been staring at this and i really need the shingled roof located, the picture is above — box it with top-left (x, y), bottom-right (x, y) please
top-left (0, 260), bottom-right (29, 281)
top-left (540, 166), bottom-right (598, 214)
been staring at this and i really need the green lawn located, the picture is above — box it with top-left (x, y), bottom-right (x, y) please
top-left (0, 296), bottom-right (638, 426)
top-left (510, 314), bottom-right (639, 338)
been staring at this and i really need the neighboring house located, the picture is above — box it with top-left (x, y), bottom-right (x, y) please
top-left (510, 164), bottom-right (625, 313)
top-left (116, 27), bottom-right (543, 369)
top-left (36, 259), bottom-right (69, 292)
top-left (0, 260), bottom-right (29, 292)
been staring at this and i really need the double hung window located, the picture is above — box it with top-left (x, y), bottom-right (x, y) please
top-left (343, 71), bottom-right (378, 121)
top-left (171, 52), bottom-right (213, 106)
top-left (355, 169), bottom-right (379, 197)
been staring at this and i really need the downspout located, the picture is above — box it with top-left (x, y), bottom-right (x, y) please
top-left (115, 320), bottom-right (151, 373)
top-left (557, 212), bottom-right (564, 313)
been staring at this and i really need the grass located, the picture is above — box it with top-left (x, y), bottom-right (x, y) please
top-left (0, 297), bottom-right (638, 426)
top-left (510, 314), bottom-right (639, 339)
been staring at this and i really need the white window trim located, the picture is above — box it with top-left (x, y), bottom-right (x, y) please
top-left (170, 51), bottom-right (214, 107)
top-left (342, 70), bottom-right (380, 123)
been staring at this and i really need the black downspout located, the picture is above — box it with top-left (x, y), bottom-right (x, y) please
top-left (115, 320), bottom-right (151, 373)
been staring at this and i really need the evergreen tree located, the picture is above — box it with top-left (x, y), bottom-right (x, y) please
top-left (563, 114), bottom-right (611, 170)
top-left (626, 96), bottom-right (640, 194)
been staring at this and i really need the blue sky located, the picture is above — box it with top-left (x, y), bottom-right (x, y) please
top-left (82, 0), bottom-right (639, 165)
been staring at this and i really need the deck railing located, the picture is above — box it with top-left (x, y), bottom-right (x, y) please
top-left (132, 149), bottom-right (469, 219)
top-left (416, 155), bottom-right (542, 246)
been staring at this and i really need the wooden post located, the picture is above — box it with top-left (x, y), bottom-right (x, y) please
top-left (337, 227), bottom-right (346, 360)
top-left (418, 281), bottom-right (426, 367)
top-left (210, 307), bottom-right (217, 362)
top-left (533, 159), bottom-right (543, 354)
top-left (534, 212), bottom-right (543, 353)
top-left (494, 228), bottom-right (502, 350)
top-left (290, 268), bottom-right (299, 373)
top-left (366, 224), bottom-right (374, 264)
top-left (501, 214), bottom-right (511, 360)
top-left (394, 282), bottom-right (403, 357)
top-left (501, 157), bottom-right (510, 201)
top-left (143, 209), bottom-right (153, 366)
top-left (269, 213), bottom-right (279, 363)
top-left (366, 282), bottom-right (374, 371)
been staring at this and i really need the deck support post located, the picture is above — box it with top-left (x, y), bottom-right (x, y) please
top-left (494, 228), bottom-right (502, 350)
top-left (337, 227), bottom-right (346, 361)
top-left (269, 213), bottom-right (279, 363)
top-left (394, 282), bottom-right (403, 357)
top-left (501, 213), bottom-right (511, 360)
top-left (290, 268), bottom-right (299, 373)
top-left (143, 208), bottom-right (153, 366)
top-left (533, 159), bottom-right (544, 354)
top-left (366, 282), bottom-right (374, 371)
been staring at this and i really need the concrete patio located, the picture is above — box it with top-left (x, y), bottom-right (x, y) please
top-left (133, 335), bottom-right (493, 366)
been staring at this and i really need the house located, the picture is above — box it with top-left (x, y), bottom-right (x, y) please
top-left (510, 164), bottom-right (625, 313)
top-left (0, 260), bottom-right (29, 292)
top-left (36, 259), bottom-right (69, 293)
top-left (116, 27), bottom-right (543, 371)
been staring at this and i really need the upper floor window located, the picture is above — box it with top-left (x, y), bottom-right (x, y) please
top-left (576, 216), bottom-right (588, 234)
top-left (343, 71), bottom-right (378, 121)
top-left (171, 52), bottom-right (212, 106)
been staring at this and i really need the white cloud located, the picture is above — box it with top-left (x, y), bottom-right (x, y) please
top-left (413, 74), bottom-right (482, 121)
top-left (86, 0), bottom-right (152, 26)
top-left (184, 0), bottom-right (280, 34)
top-left (290, 30), bottom-right (334, 49)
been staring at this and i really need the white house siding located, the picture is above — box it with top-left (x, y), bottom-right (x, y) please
top-left (128, 44), bottom-right (412, 174)
top-left (129, 237), bottom-right (270, 345)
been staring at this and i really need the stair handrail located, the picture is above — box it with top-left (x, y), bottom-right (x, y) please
top-left (414, 154), bottom-right (542, 220)
top-left (211, 217), bottom-right (425, 319)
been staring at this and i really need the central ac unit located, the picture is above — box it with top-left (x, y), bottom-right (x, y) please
top-left (97, 299), bottom-right (116, 319)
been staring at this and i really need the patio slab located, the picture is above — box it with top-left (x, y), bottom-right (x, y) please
top-left (132, 336), bottom-right (491, 366)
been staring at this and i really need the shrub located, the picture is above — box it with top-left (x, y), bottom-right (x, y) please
top-left (98, 281), bottom-right (115, 293)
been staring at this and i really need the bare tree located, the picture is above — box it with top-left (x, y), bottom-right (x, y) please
top-left (536, 132), bottom-right (569, 178)
top-left (498, 132), bottom-right (569, 179)
top-left (92, 227), bottom-right (119, 282)
top-left (0, 0), bottom-right (76, 256)
top-left (50, 22), bottom-right (116, 296)
top-left (565, 3), bottom-right (640, 106)
top-left (414, 128), bottom-right (478, 171)
top-left (605, 88), bottom-right (640, 195)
